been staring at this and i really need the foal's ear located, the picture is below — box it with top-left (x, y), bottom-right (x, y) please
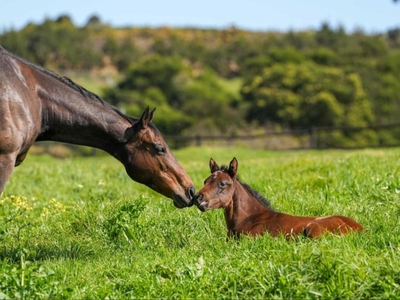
top-left (228, 157), bottom-right (238, 178)
top-left (137, 106), bottom-right (156, 129)
top-left (209, 158), bottom-right (220, 173)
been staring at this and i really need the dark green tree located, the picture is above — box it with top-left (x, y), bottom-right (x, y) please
top-left (242, 62), bottom-right (377, 146)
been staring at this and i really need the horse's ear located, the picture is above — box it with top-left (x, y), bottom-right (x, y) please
top-left (209, 158), bottom-right (220, 173)
top-left (127, 107), bottom-right (156, 139)
top-left (228, 157), bottom-right (238, 178)
top-left (137, 106), bottom-right (156, 129)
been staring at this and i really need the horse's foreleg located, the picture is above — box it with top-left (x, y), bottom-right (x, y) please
top-left (0, 153), bottom-right (17, 195)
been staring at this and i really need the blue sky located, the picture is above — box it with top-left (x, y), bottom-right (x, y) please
top-left (1, 0), bottom-right (399, 33)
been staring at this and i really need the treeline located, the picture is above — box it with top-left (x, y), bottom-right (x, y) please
top-left (2, 15), bottom-right (400, 147)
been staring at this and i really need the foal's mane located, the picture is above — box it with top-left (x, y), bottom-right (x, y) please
top-left (220, 165), bottom-right (275, 211)
top-left (0, 46), bottom-right (137, 126)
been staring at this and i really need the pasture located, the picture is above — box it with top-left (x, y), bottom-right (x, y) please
top-left (0, 147), bottom-right (399, 298)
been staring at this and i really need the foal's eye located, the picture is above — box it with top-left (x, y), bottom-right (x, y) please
top-left (218, 181), bottom-right (228, 188)
top-left (154, 143), bottom-right (166, 155)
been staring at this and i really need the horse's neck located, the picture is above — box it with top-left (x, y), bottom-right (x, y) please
top-left (224, 181), bottom-right (273, 234)
top-left (37, 75), bottom-right (132, 154)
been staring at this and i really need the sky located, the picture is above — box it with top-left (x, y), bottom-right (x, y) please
top-left (1, 0), bottom-right (400, 34)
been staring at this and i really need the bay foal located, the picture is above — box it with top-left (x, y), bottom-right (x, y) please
top-left (194, 157), bottom-right (363, 239)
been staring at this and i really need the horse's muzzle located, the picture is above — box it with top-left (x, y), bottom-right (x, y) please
top-left (173, 185), bottom-right (196, 208)
top-left (187, 185), bottom-right (196, 206)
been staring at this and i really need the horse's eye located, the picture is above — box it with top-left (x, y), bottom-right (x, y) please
top-left (154, 143), bottom-right (166, 155)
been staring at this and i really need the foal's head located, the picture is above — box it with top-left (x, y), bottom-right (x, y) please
top-left (194, 157), bottom-right (238, 212)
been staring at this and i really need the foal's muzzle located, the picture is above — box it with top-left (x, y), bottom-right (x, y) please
top-left (193, 193), bottom-right (208, 212)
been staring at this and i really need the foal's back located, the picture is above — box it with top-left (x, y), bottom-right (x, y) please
top-left (234, 205), bottom-right (363, 239)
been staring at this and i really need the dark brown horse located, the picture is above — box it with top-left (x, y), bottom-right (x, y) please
top-left (194, 157), bottom-right (363, 239)
top-left (0, 46), bottom-right (195, 208)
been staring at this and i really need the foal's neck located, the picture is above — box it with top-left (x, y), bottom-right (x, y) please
top-left (224, 181), bottom-right (273, 236)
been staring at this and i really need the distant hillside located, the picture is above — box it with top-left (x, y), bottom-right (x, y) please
top-left (1, 14), bottom-right (400, 147)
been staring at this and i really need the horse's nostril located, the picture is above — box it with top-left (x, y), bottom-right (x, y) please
top-left (188, 185), bottom-right (196, 199)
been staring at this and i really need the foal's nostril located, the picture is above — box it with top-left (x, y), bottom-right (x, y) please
top-left (194, 193), bottom-right (203, 203)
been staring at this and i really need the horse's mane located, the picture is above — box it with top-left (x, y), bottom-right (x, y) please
top-left (0, 46), bottom-right (137, 126)
top-left (220, 165), bottom-right (275, 211)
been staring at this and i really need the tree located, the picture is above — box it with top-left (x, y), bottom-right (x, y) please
top-left (243, 62), bottom-right (375, 128)
top-left (242, 62), bottom-right (377, 146)
top-left (104, 55), bottom-right (240, 135)
top-left (85, 15), bottom-right (103, 28)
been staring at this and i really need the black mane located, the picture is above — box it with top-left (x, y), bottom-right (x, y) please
top-left (220, 165), bottom-right (275, 211)
top-left (1, 46), bottom-right (135, 125)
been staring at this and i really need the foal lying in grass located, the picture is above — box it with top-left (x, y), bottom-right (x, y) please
top-left (194, 157), bottom-right (363, 239)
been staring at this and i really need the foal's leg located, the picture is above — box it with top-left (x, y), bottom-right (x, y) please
top-left (0, 153), bottom-right (17, 195)
top-left (336, 216), bottom-right (363, 232)
top-left (304, 217), bottom-right (352, 238)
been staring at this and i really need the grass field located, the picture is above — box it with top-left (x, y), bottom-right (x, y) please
top-left (0, 147), bottom-right (399, 299)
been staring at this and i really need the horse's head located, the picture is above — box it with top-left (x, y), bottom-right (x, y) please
top-left (194, 157), bottom-right (238, 211)
top-left (122, 107), bottom-right (195, 208)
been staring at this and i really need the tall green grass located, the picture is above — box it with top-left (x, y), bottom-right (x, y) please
top-left (1, 147), bottom-right (399, 298)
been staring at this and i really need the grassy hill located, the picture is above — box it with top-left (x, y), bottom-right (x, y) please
top-left (1, 147), bottom-right (399, 298)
